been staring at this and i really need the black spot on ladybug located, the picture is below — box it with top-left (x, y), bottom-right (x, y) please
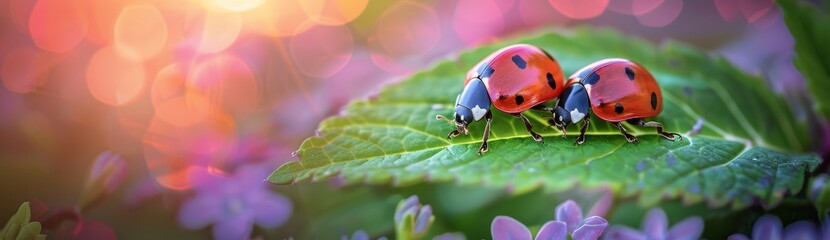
top-left (625, 67), bottom-right (635, 81)
top-left (478, 63), bottom-right (495, 78)
top-left (583, 72), bottom-right (600, 85)
top-left (498, 94), bottom-right (507, 100)
top-left (515, 94), bottom-right (524, 105)
top-left (615, 103), bottom-right (624, 114)
top-left (546, 72), bottom-right (556, 90)
top-left (650, 92), bottom-right (657, 110)
top-left (511, 55), bottom-right (527, 69)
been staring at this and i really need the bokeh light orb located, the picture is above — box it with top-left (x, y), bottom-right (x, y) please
top-left (186, 54), bottom-right (260, 113)
top-left (453, 0), bottom-right (505, 45)
top-left (114, 4), bottom-right (168, 60)
top-left (28, 0), bottom-right (89, 53)
top-left (245, 0), bottom-right (316, 37)
top-left (607, 0), bottom-right (664, 16)
top-left (714, 0), bottom-right (740, 22)
top-left (518, 0), bottom-right (571, 28)
top-left (1, 47), bottom-right (50, 94)
top-left (8, 0), bottom-right (35, 34)
top-left (152, 64), bottom-right (211, 127)
top-left (86, 46), bottom-right (146, 106)
top-left (143, 112), bottom-right (237, 190)
top-left (84, 0), bottom-right (122, 44)
top-left (207, 0), bottom-right (265, 12)
top-left (369, 1), bottom-right (441, 74)
top-left (548, 0), bottom-right (609, 19)
top-left (301, 0), bottom-right (368, 26)
top-left (636, 0), bottom-right (683, 28)
top-left (375, 1), bottom-right (441, 60)
top-left (288, 24), bottom-right (354, 79)
top-left (194, 10), bottom-right (242, 54)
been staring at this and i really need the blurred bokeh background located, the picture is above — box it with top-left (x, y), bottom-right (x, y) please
top-left (0, 0), bottom-right (803, 239)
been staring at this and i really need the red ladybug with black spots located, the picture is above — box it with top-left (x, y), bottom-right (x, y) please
top-left (548, 58), bottom-right (682, 144)
top-left (436, 44), bottom-right (565, 155)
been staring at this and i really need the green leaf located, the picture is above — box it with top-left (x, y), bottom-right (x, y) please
top-left (1, 202), bottom-right (31, 239)
top-left (15, 222), bottom-right (41, 240)
top-left (779, 0), bottom-right (830, 120)
top-left (268, 29), bottom-right (820, 209)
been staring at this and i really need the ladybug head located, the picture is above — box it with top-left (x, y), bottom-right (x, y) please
top-left (454, 105), bottom-right (474, 126)
top-left (450, 105), bottom-right (473, 135)
top-left (435, 107), bottom-right (471, 136)
top-left (549, 106), bottom-right (571, 130)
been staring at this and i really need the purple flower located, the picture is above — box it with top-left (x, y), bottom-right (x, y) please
top-left (491, 200), bottom-right (608, 240)
top-left (810, 174), bottom-right (829, 201)
top-left (432, 232), bottom-right (466, 240)
top-left (727, 214), bottom-right (830, 240)
top-left (344, 230), bottom-right (370, 240)
top-left (604, 208), bottom-right (703, 240)
top-left (394, 196), bottom-right (434, 238)
top-left (178, 164), bottom-right (292, 240)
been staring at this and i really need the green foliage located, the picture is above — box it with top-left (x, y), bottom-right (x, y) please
top-left (268, 29), bottom-right (820, 210)
top-left (810, 174), bottom-right (830, 220)
top-left (779, 0), bottom-right (830, 120)
top-left (0, 202), bottom-right (46, 240)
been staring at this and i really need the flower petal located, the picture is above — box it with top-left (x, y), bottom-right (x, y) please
top-left (395, 196), bottom-right (420, 223)
top-left (782, 221), bottom-right (819, 240)
top-left (572, 216), bottom-right (608, 240)
top-left (491, 216), bottom-right (532, 240)
top-left (587, 190), bottom-right (613, 217)
top-left (213, 216), bottom-right (254, 240)
top-left (555, 200), bottom-right (583, 234)
top-left (535, 221), bottom-right (567, 240)
top-left (351, 230), bottom-right (370, 240)
top-left (177, 194), bottom-right (222, 229)
top-left (752, 215), bottom-right (783, 240)
top-left (433, 232), bottom-right (466, 240)
top-left (250, 190), bottom-right (293, 228)
top-left (727, 234), bottom-right (750, 240)
top-left (414, 205), bottom-right (433, 234)
top-left (642, 208), bottom-right (668, 240)
top-left (666, 216), bottom-right (703, 240)
top-left (823, 218), bottom-right (830, 240)
top-left (602, 226), bottom-right (646, 240)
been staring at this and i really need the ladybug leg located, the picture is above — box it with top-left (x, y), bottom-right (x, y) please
top-left (633, 119), bottom-right (683, 141)
top-left (575, 114), bottom-right (590, 145)
top-left (478, 111), bottom-right (493, 155)
top-left (612, 122), bottom-right (639, 143)
top-left (515, 113), bottom-right (544, 143)
top-left (447, 129), bottom-right (462, 139)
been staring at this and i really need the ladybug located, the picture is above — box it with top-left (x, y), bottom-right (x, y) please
top-left (548, 58), bottom-right (682, 144)
top-left (436, 44), bottom-right (565, 155)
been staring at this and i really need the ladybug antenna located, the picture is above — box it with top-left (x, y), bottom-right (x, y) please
top-left (435, 115), bottom-right (455, 125)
